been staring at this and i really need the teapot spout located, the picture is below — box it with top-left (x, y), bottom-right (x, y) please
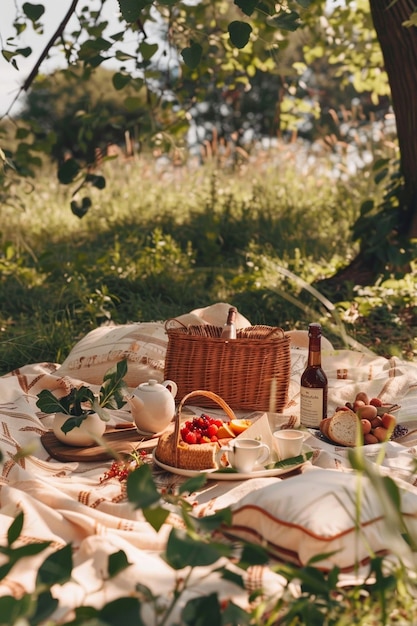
top-left (126, 394), bottom-right (145, 416)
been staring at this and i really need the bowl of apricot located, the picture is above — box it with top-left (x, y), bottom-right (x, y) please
top-left (337, 392), bottom-right (404, 445)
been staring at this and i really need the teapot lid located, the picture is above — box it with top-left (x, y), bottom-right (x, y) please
top-left (140, 379), bottom-right (162, 391)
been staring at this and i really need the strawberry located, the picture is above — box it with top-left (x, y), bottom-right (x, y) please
top-left (185, 431), bottom-right (198, 445)
top-left (181, 414), bottom-right (222, 445)
top-left (206, 423), bottom-right (218, 438)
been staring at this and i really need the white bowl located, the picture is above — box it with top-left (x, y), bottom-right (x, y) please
top-left (376, 404), bottom-right (401, 417)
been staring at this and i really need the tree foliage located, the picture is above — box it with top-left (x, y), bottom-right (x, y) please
top-left (2, 2), bottom-right (386, 169)
top-left (1, 0), bottom-right (417, 279)
top-left (20, 65), bottom-right (150, 164)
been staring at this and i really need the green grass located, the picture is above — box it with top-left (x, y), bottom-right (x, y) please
top-left (0, 148), bottom-right (416, 374)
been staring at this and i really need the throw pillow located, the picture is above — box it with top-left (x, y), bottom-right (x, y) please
top-left (56, 323), bottom-right (167, 387)
top-left (223, 468), bottom-right (417, 572)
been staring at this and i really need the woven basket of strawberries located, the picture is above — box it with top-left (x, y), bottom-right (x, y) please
top-left (155, 390), bottom-right (253, 470)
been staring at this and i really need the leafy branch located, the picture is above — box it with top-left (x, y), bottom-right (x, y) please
top-left (2, 0), bottom-right (81, 119)
top-left (36, 358), bottom-right (128, 430)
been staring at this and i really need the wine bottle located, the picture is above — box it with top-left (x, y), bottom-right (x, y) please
top-left (300, 322), bottom-right (328, 427)
top-left (221, 306), bottom-right (237, 339)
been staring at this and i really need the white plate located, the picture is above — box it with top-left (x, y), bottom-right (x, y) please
top-left (152, 448), bottom-right (310, 480)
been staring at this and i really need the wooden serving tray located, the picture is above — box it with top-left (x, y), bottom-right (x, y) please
top-left (41, 425), bottom-right (159, 462)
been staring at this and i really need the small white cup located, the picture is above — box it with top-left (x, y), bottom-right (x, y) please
top-left (273, 429), bottom-right (304, 460)
top-left (218, 438), bottom-right (270, 473)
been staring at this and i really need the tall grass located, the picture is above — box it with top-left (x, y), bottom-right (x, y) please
top-left (0, 143), bottom-right (416, 374)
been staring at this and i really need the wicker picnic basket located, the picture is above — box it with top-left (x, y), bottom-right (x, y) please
top-left (155, 389), bottom-right (238, 470)
top-left (164, 322), bottom-right (291, 412)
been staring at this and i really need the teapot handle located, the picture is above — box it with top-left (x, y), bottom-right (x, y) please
top-left (162, 379), bottom-right (178, 399)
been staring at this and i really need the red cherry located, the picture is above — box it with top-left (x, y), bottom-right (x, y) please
top-left (370, 398), bottom-right (383, 407)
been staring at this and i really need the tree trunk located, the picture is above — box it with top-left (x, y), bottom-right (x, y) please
top-left (369, 0), bottom-right (417, 237)
top-left (317, 1), bottom-right (417, 292)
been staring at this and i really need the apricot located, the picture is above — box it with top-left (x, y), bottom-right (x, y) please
top-left (372, 426), bottom-right (390, 443)
top-left (370, 397), bottom-right (383, 407)
top-left (355, 392), bottom-right (370, 405)
top-left (370, 415), bottom-right (383, 429)
top-left (353, 399), bottom-right (366, 412)
top-left (381, 412), bottom-right (397, 432)
top-left (356, 404), bottom-right (378, 421)
top-left (361, 419), bottom-right (372, 435)
top-left (364, 433), bottom-right (379, 445)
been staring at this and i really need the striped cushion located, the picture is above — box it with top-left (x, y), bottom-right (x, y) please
top-left (56, 323), bottom-right (167, 387)
top-left (223, 468), bottom-right (417, 572)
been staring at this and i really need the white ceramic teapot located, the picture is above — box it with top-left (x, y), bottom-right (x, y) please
top-left (127, 379), bottom-right (178, 434)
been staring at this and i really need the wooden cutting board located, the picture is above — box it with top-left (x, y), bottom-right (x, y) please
top-left (41, 425), bottom-right (160, 462)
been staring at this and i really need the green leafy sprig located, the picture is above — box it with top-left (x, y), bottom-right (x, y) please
top-left (36, 359), bottom-right (129, 432)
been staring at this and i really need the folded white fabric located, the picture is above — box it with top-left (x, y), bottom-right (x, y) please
top-left (188, 302), bottom-right (252, 328)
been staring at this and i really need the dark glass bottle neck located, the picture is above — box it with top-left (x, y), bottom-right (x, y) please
top-left (307, 348), bottom-right (322, 367)
top-left (307, 328), bottom-right (322, 366)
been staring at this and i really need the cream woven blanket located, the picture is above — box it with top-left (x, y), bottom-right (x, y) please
top-left (1, 323), bottom-right (417, 621)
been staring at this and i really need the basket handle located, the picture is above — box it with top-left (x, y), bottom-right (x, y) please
top-left (173, 390), bottom-right (237, 467)
top-left (263, 327), bottom-right (285, 339)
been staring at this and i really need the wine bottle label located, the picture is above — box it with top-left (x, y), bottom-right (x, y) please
top-left (300, 387), bottom-right (325, 428)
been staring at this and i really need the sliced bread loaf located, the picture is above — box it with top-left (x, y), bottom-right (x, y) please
top-left (319, 416), bottom-right (332, 438)
top-left (327, 409), bottom-right (359, 447)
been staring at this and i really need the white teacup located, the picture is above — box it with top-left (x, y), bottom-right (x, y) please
top-left (273, 429), bottom-right (304, 460)
top-left (218, 438), bottom-right (270, 473)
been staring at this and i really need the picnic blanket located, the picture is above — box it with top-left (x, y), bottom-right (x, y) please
top-left (1, 306), bottom-right (417, 623)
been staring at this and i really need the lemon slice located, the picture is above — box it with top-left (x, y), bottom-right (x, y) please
top-left (229, 419), bottom-right (252, 435)
top-left (217, 423), bottom-right (236, 438)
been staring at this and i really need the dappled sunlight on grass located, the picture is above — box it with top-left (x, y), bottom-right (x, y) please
top-left (0, 151), bottom-right (415, 372)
